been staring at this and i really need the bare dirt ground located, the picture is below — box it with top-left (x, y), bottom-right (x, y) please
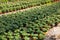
top-left (44, 23), bottom-right (60, 40)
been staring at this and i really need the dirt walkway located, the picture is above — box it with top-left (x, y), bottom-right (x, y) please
top-left (44, 23), bottom-right (60, 40)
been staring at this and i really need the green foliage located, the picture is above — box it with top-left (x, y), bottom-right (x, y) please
top-left (0, 1), bottom-right (60, 40)
top-left (0, 0), bottom-right (53, 13)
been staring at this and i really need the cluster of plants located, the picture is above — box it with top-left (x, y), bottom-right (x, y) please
top-left (0, 15), bottom-right (60, 40)
top-left (0, 0), bottom-right (54, 3)
top-left (0, 0), bottom-right (19, 3)
top-left (0, 0), bottom-right (54, 14)
top-left (0, 1), bottom-right (60, 40)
